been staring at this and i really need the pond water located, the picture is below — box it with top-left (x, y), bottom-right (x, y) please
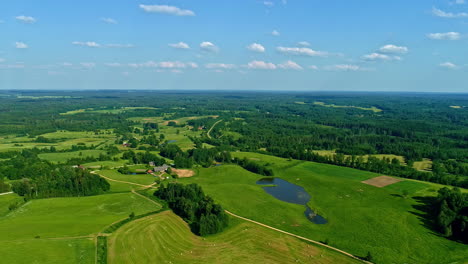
top-left (167, 140), bottom-right (177, 143)
top-left (256, 177), bottom-right (327, 224)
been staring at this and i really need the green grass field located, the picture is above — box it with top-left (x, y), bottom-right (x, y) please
top-left (38, 150), bottom-right (106, 163)
top-left (0, 191), bottom-right (161, 263)
top-left (108, 211), bottom-right (360, 264)
top-left (313, 101), bottom-right (383, 112)
top-left (180, 153), bottom-right (468, 264)
top-left (99, 169), bottom-right (157, 186)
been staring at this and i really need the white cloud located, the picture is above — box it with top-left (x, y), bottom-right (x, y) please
top-left (379, 44), bottom-right (408, 54)
top-left (139, 4), bottom-right (195, 16)
top-left (427, 32), bottom-right (461, 40)
top-left (61, 62), bottom-right (73, 67)
top-left (101, 17), bottom-right (117, 24)
top-left (277, 60), bottom-right (303, 70)
top-left (450, 0), bottom-right (465, 4)
top-left (158, 61), bottom-right (198, 69)
top-left (200, 42), bottom-right (218, 52)
top-left (246, 60), bottom-right (277, 70)
top-left (363, 53), bottom-right (401, 61)
top-left (0, 63), bottom-right (25, 69)
top-left (15, 42), bottom-right (28, 49)
top-left (15, 15), bottom-right (36, 23)
top-left (440, 62), bottom-right (457, 69)
top-left (205, 63), bottom-right (236, 69)
top-left (73, 41), bottom-right (101, 47)
top-left (106, 43), bottom-right (134, 48)
top-left (264, 1), bottom-right (274, 7)
top-left (271, 30), bottom-right (280, 36)
top-left (324, 64), bottom-right (363, 71)
top-left (298, 41), bottom-right (311, 47)
top-left (80, 62), bottom-right (96, 69)
top-left (169, 42), bottom-right (190, 49)
top-left (127, 61), bottom-right (198, 69)
top-left (432, 7), bottom-right (468, 18)
top-left (309, 65), bottom-right (319, 70)
top-left (104, 63), bottom-right (123, 67)
top-left (277, 46), bottom-right (327, 57)
top-left (247, 43), bottom-right (265, 53)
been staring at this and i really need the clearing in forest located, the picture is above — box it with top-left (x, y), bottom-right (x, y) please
top-left (362, 176), bottom-right (401, 188)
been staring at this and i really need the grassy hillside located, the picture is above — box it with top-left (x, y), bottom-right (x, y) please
top-left (108, 211), bottom-right (360, 264)
top-left (180, 153), bottom-right (468, 264)
top-left (0, 192), bottom-right (161, 263)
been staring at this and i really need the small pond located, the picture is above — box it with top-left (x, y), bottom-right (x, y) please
top-left (256, 177), bottom-right (327, 224)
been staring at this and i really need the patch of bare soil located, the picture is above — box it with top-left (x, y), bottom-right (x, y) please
top-left (362, 176), bottom-right (401, 188)
top-left (172, 168), bottom-right (195, 178)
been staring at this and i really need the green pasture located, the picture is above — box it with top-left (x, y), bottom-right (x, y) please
top-left (108, 211), bottom-right (359, 264)
top-left (180, 153), bottom-right (468, 264)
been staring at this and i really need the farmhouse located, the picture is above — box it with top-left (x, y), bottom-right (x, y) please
top-left (154, 164), bottom-right (170, 173)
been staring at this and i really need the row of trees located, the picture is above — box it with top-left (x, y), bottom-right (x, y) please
top-left (434, 188), bottom-right (467, 243)
top-left (234, 157), bottom-right (274, 176)
top-left (154, 183), bottom-right (229, 236)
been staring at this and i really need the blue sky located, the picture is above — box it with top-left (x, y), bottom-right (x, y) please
top-left (1, 0), bottom-right (467, 91)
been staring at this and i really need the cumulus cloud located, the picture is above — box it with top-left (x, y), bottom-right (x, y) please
top-left (427, 32), bottom-right (461, 40)
top-left (324, 64), bottom-right (363, 71)
top-left (277, 46), bottom-right (327, 57)
top-left (246, 60), bottom-right (277, 70)
top-left (73, 41), bottom-right (101, 47)
top-left (379, 44), bottom-right (408, 54)
top-left (200, 42), bottom-right (218, 52)
top-left (263, 1), bottom-right (274, 7)
top-left (432, 7), bottom-right (468, 18)
top-left (139, 4), bottom-right (195, 16)
top-left (101, 17), bottom-right (117, 24)
top-left (15, 15), bottom-right (36, 23)
top-left (298, 41), bottom-right (311, 47)
top-left (277, 60), bottom-right (303, 70)
top-left (363, 53), bottom-right (401, 61)
top-left (205, 63), bottom-right (236, 69)
top-left (169, 42), bottom-right (190, 49)
top-left (271, 30), bottom-right (280, 36)
top-left (247, 43), bottom-right (265, 53)
top-left (309, 65), bottom-right (319, 70)
top-left (15, 42), bottom-right (28, 49)
top-left (440, 62), bottom-right (457, 69)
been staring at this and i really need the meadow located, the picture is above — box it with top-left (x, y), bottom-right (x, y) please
top-left (180, 152), bottom-right (468, 264)
top-left (0, 191), bottom-right (161, 263)
top-left (107, 211), bottom-right (360, 264)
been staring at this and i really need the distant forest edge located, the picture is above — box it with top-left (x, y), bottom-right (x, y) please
top-left (0, 91), bottom-right (466, 191)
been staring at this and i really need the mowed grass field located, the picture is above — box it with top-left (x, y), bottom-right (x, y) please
top-left (108, 211), bottom-right (360, 264)
top-left (180, 152), bottom-right (468, 264)
top-left (0, 191), bottom-right (161, 263)
top-left (0, 130), bottom-right (116, 152)
top-left (38, 150), bottom-right (106, 163)
top-left (99, 169), bottom-right (157, 186)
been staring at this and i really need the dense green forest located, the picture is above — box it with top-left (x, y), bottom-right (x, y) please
top-left (433, 188), bottom-right (468, 243)
top-left (154, 183), bottom-right (229, 236)
top-left (0, 90), bottom-right (466, 188)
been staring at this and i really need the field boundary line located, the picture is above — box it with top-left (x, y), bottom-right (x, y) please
top-left (91, 171), bottom-right (158, 189)
top-left (131, 189), bottom-right (160, 206)
top-left (207, 119), bottom-right (222, 139)
top-left (225, 210), bottom-right (371, 264)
